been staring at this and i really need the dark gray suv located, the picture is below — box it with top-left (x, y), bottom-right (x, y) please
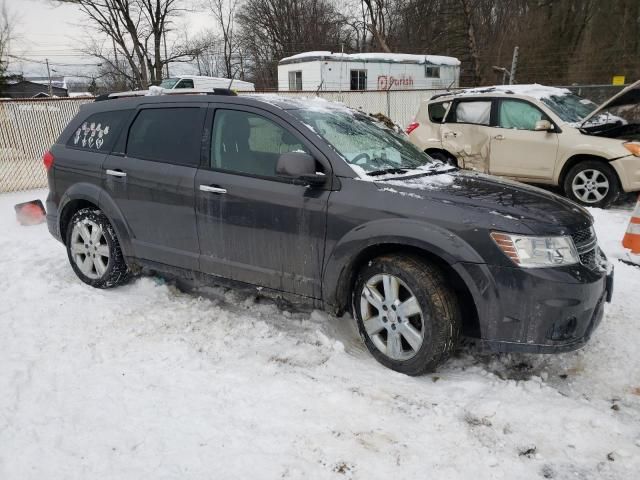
top-left (45, 91), bottom-right (614, 375)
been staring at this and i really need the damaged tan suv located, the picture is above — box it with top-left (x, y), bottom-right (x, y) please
top-left (407, 82), bottom-right (640, 207)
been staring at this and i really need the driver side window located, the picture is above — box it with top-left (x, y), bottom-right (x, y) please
top-left (499, 100), bottom-right (548, 130)
top-left (210, 109), bottom-right (309, 177)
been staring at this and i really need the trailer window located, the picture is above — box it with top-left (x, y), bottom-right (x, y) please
top-left (288, 71), bottom-right (302, 91)
top-left (350, 70), bottom-right (367, 91)
top-left (425, 66), bottom-right (440, 78)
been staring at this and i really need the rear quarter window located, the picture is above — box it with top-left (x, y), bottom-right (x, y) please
top-left (428, 102), bottom-right (449, 123)
top-left (67, 110), bottom-right (130, 152)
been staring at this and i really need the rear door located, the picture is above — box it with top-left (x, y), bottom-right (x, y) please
top-left (441, 98), bottom-right (494, 172)
top-left (489, 99), bottom-right (559, 179)
top-left (195, 105), bottom-right (331, 298)
top-left (102, 103), bottom-right (206, 270)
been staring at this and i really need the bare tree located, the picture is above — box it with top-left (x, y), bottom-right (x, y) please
top-left (361, 0), bottom-right (391, 52)
top-left (0, 0), bottom-right (14, 80)
top-left (56, 0), bottom-right (195, 88)
top-left (207, 0), bottom-right (239, 78)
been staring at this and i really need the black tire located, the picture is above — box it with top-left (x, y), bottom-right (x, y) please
top-left (65, 208), bottom-right (129, 288)
top-left (427, 150), bottom-right (458, 167)
top-left (563, 160), bottom-right (620, 208)
top-left (352, 255), bottom-right (461, 375)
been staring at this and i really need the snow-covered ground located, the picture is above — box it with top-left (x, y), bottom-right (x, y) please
top-left (1, 189), bottom-right (639, 480)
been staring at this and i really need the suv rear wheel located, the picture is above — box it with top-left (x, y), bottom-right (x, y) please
top-left (352, 255), bottom-right (461, 375)
top-left (563, 160), bottom-right (620, 208)
top-left (65, 208), bottom-right (129, 288)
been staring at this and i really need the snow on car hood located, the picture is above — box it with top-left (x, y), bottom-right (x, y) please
top-left (374, 169), bottom-right (592, 233)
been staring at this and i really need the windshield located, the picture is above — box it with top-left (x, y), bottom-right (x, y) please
top-left (292, 109), bottom-right (439, 175)
top-left (540, 93), bottom-right (598, 123)
top-left (159, 78), bottom-right (179, 89)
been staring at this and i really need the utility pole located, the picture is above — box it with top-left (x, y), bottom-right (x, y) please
top-left (509, 46), bottom-right (519, 85)
top-left (45, 58), bottom-right (53, 96)
top-left (163, 30), bottom-right (170, 78)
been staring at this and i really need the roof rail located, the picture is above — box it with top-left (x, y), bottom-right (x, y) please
top-left (95, 88), bottom-right (237, 102)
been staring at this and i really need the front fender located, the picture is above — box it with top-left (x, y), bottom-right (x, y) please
top-left (58, 182), bottom-right (135, 258)
top-left (322, 218), bottom-right (485, 311)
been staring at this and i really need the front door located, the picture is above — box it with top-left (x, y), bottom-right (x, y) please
top-left (102, 104), bottom-right (206, 270)
top-left (195, 105), bottom-right (331, 298)
top-left (489, 99), bottom-right (559, 179)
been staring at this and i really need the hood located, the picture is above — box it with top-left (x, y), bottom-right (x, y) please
top-left (376, 170), bottom-right (592, 234)
top-left (580, 79), bottom-right (640, 127)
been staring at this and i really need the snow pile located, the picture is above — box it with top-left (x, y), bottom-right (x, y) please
top-left (1, 189), bottom-right (639, 479)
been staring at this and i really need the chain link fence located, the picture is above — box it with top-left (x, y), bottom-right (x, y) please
top-left (0, 85), bottom-right (625, 193)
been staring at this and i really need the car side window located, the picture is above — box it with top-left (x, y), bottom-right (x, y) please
top-left (428, 102), bottom-right (449, 123)
top-left (447, 100), bottom-right (492, 125)
top-left (175, 79), bottom-right (194, 89)
top-left (499, 100), bottom-right (548, 130)
top-left (67, 110), bottom-right (130, 152)
top-left (211, 109), bottom-right (309, 177)
top-left (126, 107), bottom-right (201, 166)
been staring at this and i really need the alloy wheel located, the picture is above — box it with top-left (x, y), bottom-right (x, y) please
top-left (70, 219), bottom-right (110, 279)
top-left (359, 273), bottom-right (425, 361)
top-left (571, 169), bottom-right (609, 204)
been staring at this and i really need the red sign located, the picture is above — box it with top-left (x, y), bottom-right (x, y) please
top-left (377, 75), bottom-right (414, 90)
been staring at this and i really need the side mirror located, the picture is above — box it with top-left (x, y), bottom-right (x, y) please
top-left (276, 152), bottom-right (326, 186)
top-left (534, 120), bottom-right (553, 131)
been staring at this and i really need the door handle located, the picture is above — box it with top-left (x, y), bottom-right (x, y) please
top-left (494, 135), bottom-right (505, 141)
top-left (443, 131), bottom-right (458, 138)
top-left (200, 185), bottom-right (227, 194)
top-left (106, 169), bottom-right (127, 177)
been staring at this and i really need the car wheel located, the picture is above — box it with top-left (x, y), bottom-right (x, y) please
top-left (428, 150), bottom-right (458, 167)
top-left (563, 160), bottom-right (620, 208)
top-left (352, 255), bottom-right (461, 375)
top-left (65, 208), bottom-right (129, 288)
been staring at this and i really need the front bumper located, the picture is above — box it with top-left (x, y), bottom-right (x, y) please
top-left (461, 259), bottom-right (612, 354)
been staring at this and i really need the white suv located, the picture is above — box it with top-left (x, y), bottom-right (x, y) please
top-left (407, 82), bottom-right (640, 207)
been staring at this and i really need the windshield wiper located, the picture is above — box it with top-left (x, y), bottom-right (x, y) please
top-left (367, 167), bottom-right (408, 176)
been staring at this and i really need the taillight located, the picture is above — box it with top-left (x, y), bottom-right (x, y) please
top-left (406, 121), bottom-right (420, 135)
top-left (43, 151), bottom-right (54, 170)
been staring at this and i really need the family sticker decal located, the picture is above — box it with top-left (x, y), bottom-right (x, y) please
top-left (74, 122), bottom-right (111, 150)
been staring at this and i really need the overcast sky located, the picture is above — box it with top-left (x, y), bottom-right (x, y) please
top-left (5, 0), bottom-right (209, 78)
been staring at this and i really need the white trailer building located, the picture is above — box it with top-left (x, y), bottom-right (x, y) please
top-left (278, 51), bottom-right (460, 91)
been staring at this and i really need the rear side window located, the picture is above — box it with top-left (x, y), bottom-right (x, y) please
top-left (68, 110), bottom-right (129, 152)
top-left (448, 100), bottom-right (492, 125)
top-left (428, 102), bottom-right (449, 123)
top-left (126, 108), bottom-right (202, 166)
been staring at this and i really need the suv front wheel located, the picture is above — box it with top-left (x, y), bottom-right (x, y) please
top-left (563, 160), bottom-right (620, 208)
top-left (353, 255), bottom-right (461, 375)
top-left (65, 208), bottom-right (129, 288)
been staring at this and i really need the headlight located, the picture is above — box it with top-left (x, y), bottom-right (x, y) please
top-left (491, 232), bottom-right (579, 268)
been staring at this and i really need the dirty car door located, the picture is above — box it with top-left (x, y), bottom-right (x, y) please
top-left (102, 104), bottom-right (205, 270)
top-left (195, 105), bottom-right (330, 298)
top-left (441, 98), bottom-right (493, 172)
